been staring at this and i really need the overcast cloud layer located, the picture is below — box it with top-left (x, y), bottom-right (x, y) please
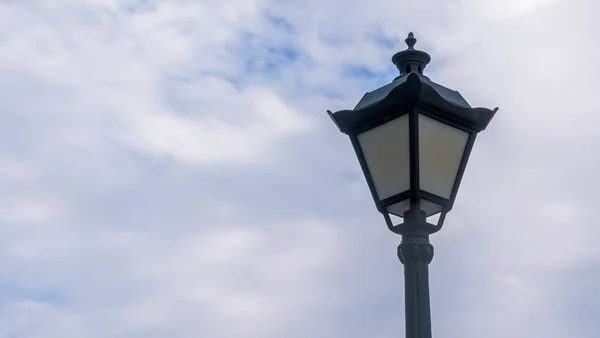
top-left (0, 0), bottom-right (599, 337)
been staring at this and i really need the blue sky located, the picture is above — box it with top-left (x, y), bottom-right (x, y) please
top-left (0, 0), bottom-right (599, 337)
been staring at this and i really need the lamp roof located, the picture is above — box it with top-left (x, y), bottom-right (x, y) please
top-left (328, 33), bottom-right (498, 135)
top-left (354, 73), bottom-right (471, 110)
top-left (329, 73), bottom-right (497, 134)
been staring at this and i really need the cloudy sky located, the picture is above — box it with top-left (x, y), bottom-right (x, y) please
top-left (1, 0), bottom-right (599, 337)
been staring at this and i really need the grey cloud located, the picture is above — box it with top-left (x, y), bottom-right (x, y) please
top-left (0, 0), bottom-right (599, 337)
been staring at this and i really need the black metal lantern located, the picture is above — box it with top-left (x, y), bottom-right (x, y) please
top-left (328, 32), bottom-right (498, 338)
top-left (328, 33), bottom-right (497, 235)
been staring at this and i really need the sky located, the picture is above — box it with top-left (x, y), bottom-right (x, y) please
top-left (0, 0), bottom-right (599, 337)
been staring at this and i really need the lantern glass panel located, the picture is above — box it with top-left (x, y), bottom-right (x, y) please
top-left (358, 114), bottom-right (410, 200)
top-left (387, 199), bottom-right (443, 217)
top-left (418, 114), bottom-right (469, 199)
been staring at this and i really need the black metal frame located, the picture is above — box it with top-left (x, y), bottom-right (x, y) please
top-left (340, 104), bottom-right (478, 236)
top-left (327, 42), bottom-right (497, 238)
top-left (408, 109), bottom-right (420, 208)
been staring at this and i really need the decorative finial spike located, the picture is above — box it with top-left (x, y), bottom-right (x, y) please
top-left (405, 32), bottom-right (416, 49)
top-left (392, 32), bottom-right (431, 76)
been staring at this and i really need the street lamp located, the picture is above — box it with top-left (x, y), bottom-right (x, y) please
top-left (327, 33), bottom-right (498, 338)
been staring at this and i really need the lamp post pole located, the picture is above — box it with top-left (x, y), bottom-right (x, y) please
top-left (398, 210), bottom-right (434, 338)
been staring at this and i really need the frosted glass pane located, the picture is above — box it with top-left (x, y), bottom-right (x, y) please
top-left (420, 199), bottom-right (443, 216)
top-left (386, 200), bottom-right (410, 217)
top-left (358, 115), bottom-right (410, 200)
top-left (386, 199), bottom-right (443, 217)
top-left (418, 114), bottom-right (469, 199)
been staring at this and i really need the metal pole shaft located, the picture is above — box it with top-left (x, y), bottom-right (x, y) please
top-left (398, 235), bottom-right (434, 338)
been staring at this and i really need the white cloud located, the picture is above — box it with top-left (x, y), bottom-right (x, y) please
top-left (0, 0), bottom-right (599, 337)
top-left (122, 84), bottom-right (312, 165)
top-left (0, 301), bottom-right (88, 338)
